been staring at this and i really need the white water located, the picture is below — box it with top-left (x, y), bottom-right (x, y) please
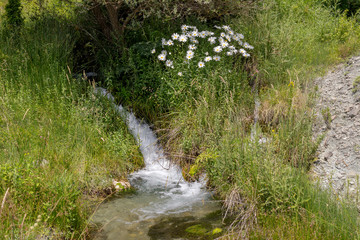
top-left (92, 88), bottom-right (217, 239)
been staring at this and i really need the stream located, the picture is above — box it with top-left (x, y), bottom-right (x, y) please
top-left (91, 88), bottom-right (221, 240)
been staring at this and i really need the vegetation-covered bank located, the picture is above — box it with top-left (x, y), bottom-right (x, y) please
top-left (86, 0), bottom-right (360, 238)
top-left (0, 8), bottom-right (142, 239)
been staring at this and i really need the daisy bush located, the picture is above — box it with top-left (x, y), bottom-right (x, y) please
top-left (151, 24), bottom-right (253, 78)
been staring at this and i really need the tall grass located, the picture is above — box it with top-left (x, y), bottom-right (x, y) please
top-left (0, 15), bottom-right (141, 238)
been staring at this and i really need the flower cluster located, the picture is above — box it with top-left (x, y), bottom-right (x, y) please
top-left (152, 24), bottom-right (253, 75)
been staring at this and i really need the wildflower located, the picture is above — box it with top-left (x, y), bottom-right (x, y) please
top-left (225, 35), bottom-right (231, 42)
top-left (228, 30), bottom-right (234, 35)
top-left (161, 50), bottom-right (167, 55)
top-left (208, 31), bottom-right (215, 36)
top-left (165, 60), bottom-right (173, 67)
top-left (167, 40), bottom-right (174, 46)
top-left (221, 41), bottom-right (229, 48)
top-left (151, 49), bottom-right (156, 54)
top-left (162, 38), bottom-right (167, 46)
top-left (226, 51), bottom-right (233, 56)
top-left (244, 42), bottom-right (254, 49)
top-left (237, 33), bottom-right (244, 39)
top-left (190, 38), bottom-right (199, 44)
top-left (178, 72), bottom-right (183, 76)
top-left (243, 53), bottom-right (250, 57)
top-left (214, 25), bottom-right (221, 29)
top-left (199, 31), bottom-right (207, 38)
top-left (204, 56), bottom-right (212, 62)
top-left (220, 32), bottom-right (226, 37)
top-left (191, 31), bottom-right (199, 37)
top-left (186, 50), bottom-right (194, 60)
top-left (189, 44), bottom-right (197, 50)
top-left (208, 37), bottom-right (217, 44)
top-left (232, 35), bottom-right (239, 41)
top-left (172, 33), bottom-right (180, 40)
top-left (158, 54), bottom-right (166, 61)
top-left (239, 48), bottom-right (246, 55)
top-left (179, 34), bottom-right (188, 43)
top-left (181, 25), bottom-right (189, 32)
top-left (205, 52), bottom-right (209, 55)
top-left (222, 25), bottom-right (230, 31)
top-left (213, 55), bottom-right (221, 61)
top-left (198, 61), bottom-right (205, 68)
top-left (214, 46), bottom-right (222, 53)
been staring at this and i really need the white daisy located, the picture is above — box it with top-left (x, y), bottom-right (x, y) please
top-left (178, 72), bottom-right (183, 76)
top-left (191, 31), bottom-right (199, 37)
top-left (220, 32), bottom-right (226, 37)
top-left (198, 61), bottom-right (205, 68)
top-left (204, 56), bottom-right (212, 62)
top-left (221, 41), bottom-right (229, 48)
top-left (181, 25), bottom-right (189, 32)
top-left (199, 31), bottom-right (207, 38)
top-left (165, 60), bottom-right (173, 67)
top-left (222, 25), bottom-right (230, 31)
top-left (208, 37), bottom-right (217, 44)
top-left (179, 35), bottom-right (188, 43)
top-left (158, 54), bottom-right (166, 61)
top-left (189, 44), bottom-right (197, 50)
top-left (213, 55), bottom-right (221, 61)
top-left (186, 50), bottom-right (194, 60)
top-left (226, 51), bottom-right (233, 56)
top-left (167, 40), bottom-right (174, 46)
top-left (172, 33), bottom-right (180, 40)
top-left (244, 42), bottom-right (254, 49)
top-left (151, 49), bottom-right (156, 54)
top-left (214, 46), bottom-right (223, 53)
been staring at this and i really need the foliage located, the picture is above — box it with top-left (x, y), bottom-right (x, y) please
top-left (0, 14), bottom-right (141, 238)
top-left (4, 0), bottom-right (23, 28)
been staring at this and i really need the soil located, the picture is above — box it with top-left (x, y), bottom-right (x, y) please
top-left (312, 55), bottom-right (360, 199)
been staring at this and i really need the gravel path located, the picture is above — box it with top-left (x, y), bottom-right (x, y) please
top-left (312, 55), bottom-right (360, 198)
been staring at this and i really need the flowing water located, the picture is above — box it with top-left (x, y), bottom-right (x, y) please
top-left (91, 88), bottom-right (220, 240)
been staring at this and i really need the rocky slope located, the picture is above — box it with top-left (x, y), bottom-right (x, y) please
top-left (312, 55), bottom-right (360, 199)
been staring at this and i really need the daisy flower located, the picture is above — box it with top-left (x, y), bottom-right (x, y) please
top-left (204, 56), bottom-right (212, 62)
top-left (221, 41), bottom-right (229, 48)
top-left (151, 49), bottom-right (156, 54)
top-left (189, 44), bottom-right (197, 50)
top-left (213, 55), bottom-right (221, 61)
top-left (222, 25), bottom-right (230, 31)
top-left (214, 46), bottom-right (223, 53)
top-left (165, 60), bottom-right (173, 67)
top-left (220, 32), bottom-right (226, 37)
top-left (178, 72), bottom-right (183, 76)
top-left (158, 54), bottom-right (166, 61)
top-left (208, 37), bottom-right (217, 44)
top-left (199, 31), bottom-right (207, 38)
top-left (191, 31), bottom-right (199, 37)
top-left (181, 25), bottom-right (189, 32)
top-left (237, 33), bottom-right (244, 39)
top-left (167, 40), bottom-right (174, 46)
top-left (244, 42), bottom-right (254, 49)
top-left (161, 50), bottom-right (167, 55)
top-left (172, 33), bottom-right (180, 40)
top-left (179, 35), bottom-right (188, 43)
top-left (226, 51), bottom-right (233, 56)
top-left (186, 50), bottom-right (194, 60)
top-left (225, 35), bottom-right (231, 42)
top-left (198, 61), bottom-right (205, 68)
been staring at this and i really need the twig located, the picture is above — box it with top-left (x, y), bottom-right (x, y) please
top-left (0, 188), bottom-right (10, 218)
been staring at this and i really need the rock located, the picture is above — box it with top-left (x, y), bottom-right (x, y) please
top-left (323, 151), bottom-right (333, 161)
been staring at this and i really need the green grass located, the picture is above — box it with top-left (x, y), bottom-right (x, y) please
top-left (0, 15), bottom-right (142, 239)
